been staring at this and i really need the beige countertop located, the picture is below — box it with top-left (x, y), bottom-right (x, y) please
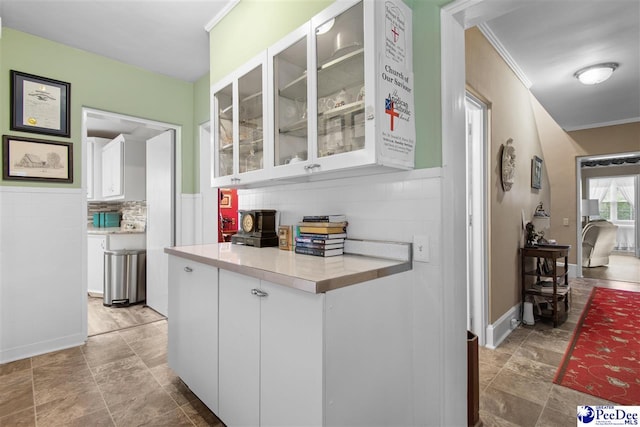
top-left (88, 225), bottom-right (146, 235)
top-left (165, 243), bottom-right (412, 294)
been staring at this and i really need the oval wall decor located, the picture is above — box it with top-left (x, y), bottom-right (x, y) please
top-left (501, 138), bottom-right (516, 191)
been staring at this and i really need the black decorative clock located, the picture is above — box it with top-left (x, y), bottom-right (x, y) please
top-left (231, 210), bottom-right (279, 247)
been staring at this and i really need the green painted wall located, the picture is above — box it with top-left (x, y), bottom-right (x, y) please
top-left (209, 0), bottom-right (331, 83)
top-left (1, 28), bottom-right (198, 193)
top-left (209, 0), bottom-right (447, 169)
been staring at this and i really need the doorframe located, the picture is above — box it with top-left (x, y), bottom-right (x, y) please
top-left (80, 107), bottom-right (182, 338)
top-left (441, 2), bottom-right (526, 424)
top-left (465, 91), bottom-right (489, 346)
top-left (576, 150), bottom-right (640, 272)
top-left (199, 121), bottom-right (218, 244)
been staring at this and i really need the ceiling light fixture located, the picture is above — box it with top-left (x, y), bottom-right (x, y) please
top-left (574, 63), bottom-right (619, 85)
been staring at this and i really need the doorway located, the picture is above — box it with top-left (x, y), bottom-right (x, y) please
top-left (465, 92), bottom-right (489, 345)
top-left (81, 107), bottom-right (182, 337)
top-left (577, 152), bottom-right (640, 283)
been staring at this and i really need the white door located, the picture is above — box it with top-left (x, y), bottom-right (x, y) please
top-left (465, 94), bottom-right (488, 345)
top-left (260, 281), bottom-right (324, 427)
top-left (146, 130), bottom-right (175, 316)
top-left (167, 256), bottom-right (219, 413)
top-left (218, 270), bottom-right (261, 427)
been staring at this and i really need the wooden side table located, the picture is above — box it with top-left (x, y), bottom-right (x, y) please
top-left (520, 245), bottom-right (571, 327)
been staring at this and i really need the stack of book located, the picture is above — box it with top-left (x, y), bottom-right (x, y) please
top-left (295, 215), bottom-right (347, 257)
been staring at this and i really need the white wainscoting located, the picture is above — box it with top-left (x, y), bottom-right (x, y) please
top-left (233, 167), bottom-right (446, 423)
top-left (0, 186), bottom-right (86, 363)
top-left (180, 193), bottom-right (201, 246)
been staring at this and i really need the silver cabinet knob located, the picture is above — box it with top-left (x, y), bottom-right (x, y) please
top-left (184, 267), bottom-right (193, 272)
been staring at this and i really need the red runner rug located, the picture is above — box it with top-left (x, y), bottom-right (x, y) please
top-left (554, 287), bottom-right (640, 405)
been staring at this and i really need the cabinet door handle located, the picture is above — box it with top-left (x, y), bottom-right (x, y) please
top-left (184, 267), bottom-right (193, 272)
top-left (304, 163), bottom-right (320, 171)
top-left (251, 288), bottom-right (268, 297)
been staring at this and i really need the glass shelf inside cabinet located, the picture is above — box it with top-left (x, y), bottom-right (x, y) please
top-left (317, 48), bottom-right (364, 99)
top-left (315, 2), bottom-right (365, 159)
top-left (279, 72), bottom-right (307, 101)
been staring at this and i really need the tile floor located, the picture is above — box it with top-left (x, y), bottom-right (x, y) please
top-left (479, 277), bottom-right (640, 426)
top-left (88, 296), bottom-right (165, 336)
top-left (0, 320), bottom-right (224, 427)
top-left (2, 277), bottom-right (637, 427)
top-left (582, 253), bottom-right (640, 284)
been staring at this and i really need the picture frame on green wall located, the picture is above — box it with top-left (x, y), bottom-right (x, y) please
top-left (2, 135), bottom-right (73, 183)
top-left (10, 70), bottom-right (71, 138)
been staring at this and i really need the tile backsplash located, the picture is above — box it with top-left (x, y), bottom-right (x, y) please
top-left (88, 201), bottom-right (147, 230)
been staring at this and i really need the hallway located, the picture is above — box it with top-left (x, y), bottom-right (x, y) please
top-left (479, 277), bottom-right (640, 426)
top-left (582, 253), bottom-right (640, 284)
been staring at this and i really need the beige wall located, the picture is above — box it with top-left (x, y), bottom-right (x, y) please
top-left (465, 28), bottom-right (551, 323)
top-left (466, 27), bottom-right (640, 324)
top-left (539, 122), bottom-right (640, 263)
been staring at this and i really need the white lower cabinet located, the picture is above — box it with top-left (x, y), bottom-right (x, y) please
top-left (218, 270), bottom-right (324, 427)
top-left (167, 256), bottom-right (219, 413)
top-left (87, 235), bottom-right (107, 294)
top-left (168, 257), bottom-right (413, 426)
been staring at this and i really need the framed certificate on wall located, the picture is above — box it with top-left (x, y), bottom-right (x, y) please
top-left (10, 70), bottom-right (71, 138)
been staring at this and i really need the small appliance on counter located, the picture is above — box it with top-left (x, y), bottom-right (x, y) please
top-left (231, 209), bottom-right (278, 247)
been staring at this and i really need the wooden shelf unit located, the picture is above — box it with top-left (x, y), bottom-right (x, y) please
top-left (520, 246), bottom-right (571, 327)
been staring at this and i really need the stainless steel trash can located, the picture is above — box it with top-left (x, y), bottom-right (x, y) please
top-left (103, 249), bottom-right (146, 306)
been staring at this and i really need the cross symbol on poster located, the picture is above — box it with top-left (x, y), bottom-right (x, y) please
top-left (391, 26), bottom-right (399, 42)
top-left (385, 97), bottom-right (400, 131)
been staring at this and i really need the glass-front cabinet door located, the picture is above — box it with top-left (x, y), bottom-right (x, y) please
top-left (212, 0), bottom-right (413, 187)
top-left (269, 24), bottom-right (312, 179)
top-left (214, 83), bottom-right (234, 182)
top-left (212, 53), bottom-right (269, 187)
top-left (311, 0), bottom-right (373, 172)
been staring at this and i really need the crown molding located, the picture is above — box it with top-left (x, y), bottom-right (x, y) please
top-left (204, 0), bottom-right (241, 32)
top-left (478, 22), bottom-right (532, 89)
top-left (564, 117), bottom-right (640, 132)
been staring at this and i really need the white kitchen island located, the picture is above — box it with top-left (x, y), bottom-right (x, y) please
top-left (165, 242), bottom-right (415, 427)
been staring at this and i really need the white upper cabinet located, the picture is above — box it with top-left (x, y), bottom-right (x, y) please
top-left (268, 23), bottom-right (313, 180)
top-left (212, 0), bottom-right (414, 188)
top-left (86, 137), bottom-right (111, 200)
top-left (101, 134), bottom-right (146, 201)
top-left (212, 52), bottom-right (270, 187)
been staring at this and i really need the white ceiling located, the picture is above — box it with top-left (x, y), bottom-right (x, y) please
top-left (482, 0), bottom-right (640, 131)
top-left (1, 0), bottom-right (638, 134)
top-left (0, 0), bottom-right (234, 83)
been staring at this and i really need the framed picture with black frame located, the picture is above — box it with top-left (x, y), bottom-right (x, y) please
top-left (10, 70), bottom-right (71, 137)
top-left (3, 135), bottom-right (73, 183)
top-left (531, 155), bottom-right (543, 189)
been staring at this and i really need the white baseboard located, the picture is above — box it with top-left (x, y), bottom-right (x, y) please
top-left (485, 264), bottom-right (578, 349)
top-left (568, 263), bottom-right (578, 278)
top-left (485, 302), bottom-right (520, 349)
top-left (0, 333), bottom-right (86, 364)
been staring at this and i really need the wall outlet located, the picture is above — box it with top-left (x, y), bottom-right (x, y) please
top-left (563, 217), bottom-right (569, 226)
top-left (413, 235), bottom-right (429, 263)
